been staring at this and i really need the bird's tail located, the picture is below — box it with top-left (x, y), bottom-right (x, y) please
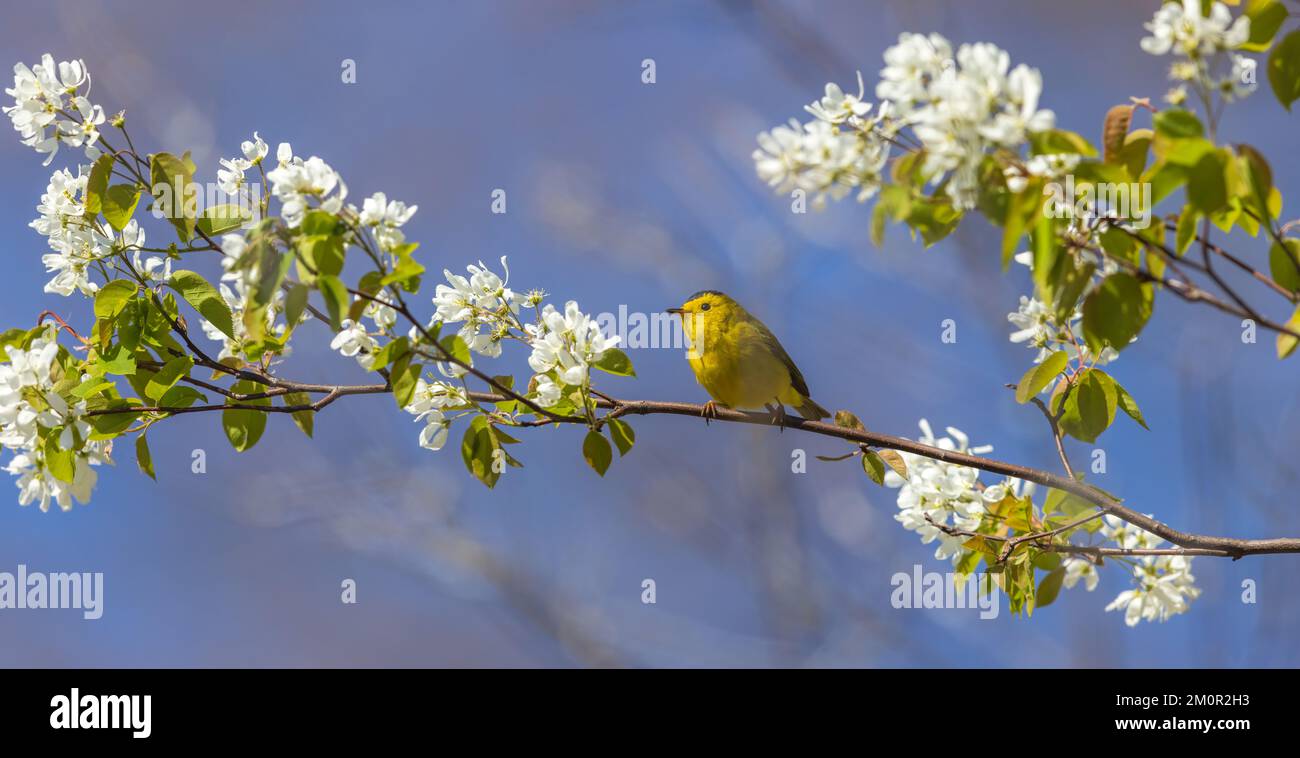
top-left (796, 397), bottom-right (830, 421)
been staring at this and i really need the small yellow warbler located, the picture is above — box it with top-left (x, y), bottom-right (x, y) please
top-left (668, 290), bottom-right (830, 424)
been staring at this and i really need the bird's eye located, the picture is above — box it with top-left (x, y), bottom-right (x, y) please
top-left (700, 303), bottom-right (711, 311)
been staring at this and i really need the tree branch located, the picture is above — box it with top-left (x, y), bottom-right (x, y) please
top-left (471, 392), bottom-right (1300, 559)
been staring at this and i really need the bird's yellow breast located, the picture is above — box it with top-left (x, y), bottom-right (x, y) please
top-left (683, 315), bottom-right (799, 410)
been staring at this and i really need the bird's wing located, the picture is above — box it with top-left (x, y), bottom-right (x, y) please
top-left (744, 318), bottom-right (811, 398)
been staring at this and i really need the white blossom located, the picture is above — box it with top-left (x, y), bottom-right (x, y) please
top-left (4, 54), bottom-right (104, 166)
top-left (804, 72), bottom-right (873, 125)
top-left (432, 257), bottom-right (525, 358)
top-left (884, 420), bottom-right (1019, 565)
top-left (240, 131), bottom-right (268, 164)
top-left (0, 326), bottom-right (109, 511)
top-left (1140, 0), bottom-right (1250, 57)
top-left (533, 374), bottom-right (562, 407)
top-left (217, 156), bottom-right (251, 195)
top-left (329, 319), bottom-right (378, 368)
top-left (359, 192), bottom-right (418, 251)
top-left (265, 147), bottom-right (347, 228)
top-left (526, 300), bottom-right (619, 387)
top-left (1105, 555), bottom-right (1200, 626)
top-left (1062, 557), bottom-right (1100, 591)
top-left (752, 117), bottom-right (890, 209)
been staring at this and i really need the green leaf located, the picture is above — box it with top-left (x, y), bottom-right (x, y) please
top-left (871, 184), bottom-right (911, 247)
top-left (1243, 0), bottom-right (1288, 52)
top-left (70, 378), bottom-right (115, 399)
top-left (593, 348), bottom-right (635, 377)
top-left (317, 274), bottom-right (349, 331)
top-left (390, 354), bottom-right (422, 409)
top-left (437, 334), bottom-right (472, 367)
top-left (1145, 161), bottom-right (1189, 205)
top-left (145, 356), bottom-right (192, 401)
top-left (861, 450), bottom-right (886, 485)
top-left (1030, 128), bottom-right (1097, 157)
top-left (1278, 304), bottom-right (1300, 359)
top-left (379, 242), bottom-right (425, 291)
top-left (368, 336), bottom-right (410, 372)
top-left (459, 417), bottom-right (502, 488)
top-left (158, 384), bottom-right (208, 408)
top-left (1269, 239), bottom-right (1300, 292)
top-left (1032, 551), bottom-right (1063, 570)
top-left (298, 234), bottom-right (345, 277)
top-left (1001, 183), bottom-right (1043, 269)
top-left (300, 209), bottom-right (342, 236)
top-left (607, 417), bottom-right (635, 456)
top-left (877, 449), bottom-right (908, 479)
top-left (1016, 350), bottom-right (1069, 404)
top-left (1153, 109), bottom-right (1204, 139)
top-left (1059, 370), bottom-right (1118, 443)
top-left (1031, 211), bottom-right (1059, 299)
top-left (1175, 210), bottom-right (1199, 255)
top-left (135, 434), bottom-right (156, 481)
top-left (149, 151), bottom-right (198, 242)
top-left (253, 246), bottom-right (292, 308)
top-left (1082, 273), bottom-right (1153, 353)
top-left (282, 391), bottom-right (314, 438)
top-left (582, 430), bottom-right (613, 476)
top-left (1268, 30), bottom-right (1300, 111)
top-left (84, 152), bottom-right (115, 216)
top-left (86, 399), bottom-right (139, 437)
top-left (1051, 261), bottom-right (1096, 324)
top-left (196, 203), bottom-right (252, 236)
top-left (1036, 567), bottom-right (1066, 608)
top-left (1107, 375), bottom-right (1149, 430)
top-left (1186, 150), bottom-right (1228, 214)
top-left (222, 379), bottom-right (269, 452)
top-left (102, 184), bottom-right (142, 231)
top-left (1117, 128), bottom-right (1153, 180)
top-left (906, 200), bottom-right (962, 247)
top-left (94, 280), bottom-right (138, 320)
top-left (1237, 144), bottom-right (1274, 218)
top-left (44, 433), bottom-right (76, 483)
top-left (168, 270), bottom-right (235, 340)
top-left (284, 283), bottom-right (309, 328)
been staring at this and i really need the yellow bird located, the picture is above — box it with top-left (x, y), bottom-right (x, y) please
top-left (667, 290), bottom-right (830, 425)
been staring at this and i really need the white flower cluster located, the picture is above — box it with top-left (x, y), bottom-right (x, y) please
top-left (884, 420), bottom-right (1030, 564)
top-left (0, 328), bottom-right (111, 511)
top-left (887, 422), bottom-right (1199, 625)
top-left (30, 164), bottom-right (150, 298)
top-left (755, 35), bottom-right (1056, 211)
top-left (1140, 0), bottom-right (1255, 104)
top-left (3, 54), bottom-right (105, 166)
top-left (526, 301), bottom-right (620, 393)
top-left (390, 259), bottom-right (619, 453)
top-left (265, 142), bottom-right (347, 228)
top-left (432, 257), bottom-right (531, 359)
top-left (1003, 152), bottom-right (1079, 195)
top-left (216, 132), bottom-right (268, 195)
top-left (359, 192), bottom-right (418, 252)
top-left (881, 34), bottom-right (1055, 208)
top-left (753, 74), bottom-right (892, 210)
top-left (200, 279), bottom-right (292, 362)
top-left (402, 378), bottom-right (470, 451)
top-left (1006, 251), bottom-right (1121, 368)
top-left (1099, 516), bottom-right (1200, 625)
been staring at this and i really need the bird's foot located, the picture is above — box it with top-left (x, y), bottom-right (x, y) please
top-left (702, 400), bottom-right (720, 425)
top-left (765, 402), bottom-right (786, 432)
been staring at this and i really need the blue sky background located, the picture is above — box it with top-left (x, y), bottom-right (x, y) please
top-left (1, 0), bottom-right (1297, 667)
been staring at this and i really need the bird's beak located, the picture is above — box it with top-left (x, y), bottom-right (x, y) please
top-left (665, 307), bottom-right (684, 315)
